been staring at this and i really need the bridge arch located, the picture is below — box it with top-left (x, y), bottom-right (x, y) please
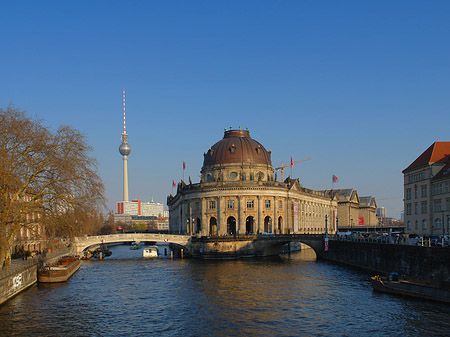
top-left (255, 234), bottom-right (325, 259)
top-left (73, 233), bottom-right (191, 255)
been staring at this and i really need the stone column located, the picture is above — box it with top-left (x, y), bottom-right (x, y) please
top-left (188, 203), bottom-right (193, 235)
top-left (273, 196), bottom-right (277, 234)
top-left (286, 197), bottom-right (291, 234)
top-left (218, 196), bottom-right (225, 235)
top-left (202, 198), bottom-right (207, 236)
top-left (181, 201), bottom-right (187, 234)
top-left (238, 196), bottom-right (245, 235)
top-left (257, 195), bottom-right (262, 233)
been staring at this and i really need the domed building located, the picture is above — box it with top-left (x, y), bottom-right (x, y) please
top-left (168, 128), bottom-right (338, 236)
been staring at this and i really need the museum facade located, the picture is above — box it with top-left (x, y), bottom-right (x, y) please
top-left (167, 128), bottom-right (338, 236)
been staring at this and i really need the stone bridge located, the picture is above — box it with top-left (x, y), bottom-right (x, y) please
top-left (189, 234), bottom-right (326, 259)
top-left (72, 233), bottom-right (191, 255)
top-left (72, 233), bottom-right (325, 259)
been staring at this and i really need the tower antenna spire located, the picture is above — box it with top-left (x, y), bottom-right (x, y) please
top-left (123, 88), bottom-right (126, 134)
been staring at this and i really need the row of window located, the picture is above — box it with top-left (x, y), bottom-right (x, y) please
top-left (406, 217), bottom-right (450, 231)
top-left (406, 185), bottom-right (428, 200)
top-left (432, 182), bottom-right (450, 196)
top-left (406, 199), bottom-right (450, 215)
top-left (408, 172), bottom-right (424, 183)
top-left (207, 199), bottom-right (281, 210)
top-left (205, 171), bottom-right (272, 182)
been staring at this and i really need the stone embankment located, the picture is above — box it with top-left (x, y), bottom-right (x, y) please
top-left (324, 239), bottom-right (450, 281)
top-left (0, 247), bottom-right (72, 306)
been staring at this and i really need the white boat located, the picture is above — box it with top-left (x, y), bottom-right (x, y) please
top-left (143, 246), bottom-right (158, 258)
top-left (130, 241), bottom-right (141, 250)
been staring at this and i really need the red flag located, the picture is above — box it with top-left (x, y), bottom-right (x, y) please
top-left (290, 157), bottom-right (294, 168)
top-left (183, 161), bottom-right (186, 170)
top-left (172, 180), bottom-right (176, 188)
top-left (332, 175), bottom-right (339, 183)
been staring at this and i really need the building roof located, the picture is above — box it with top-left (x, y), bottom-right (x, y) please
top-left (321, 189), bottom-right (359, 203)
top-left (403, 142), bottom-right (450, 173)
top-left (202, 129), bottom-right (272, 167)
top-left (433, 161), bottom-right (450, 181)
top-left (359, 196), bottom-right (377, 208)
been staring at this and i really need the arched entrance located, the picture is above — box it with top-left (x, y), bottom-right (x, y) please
top-left (227, 216), bottom-right (236, 235)
top-left (209, 217), bottom-right (217, 235)
top-left (278, 216), bottom-right (283, 234)
top-left (264, 216), bottom-right (272, 233)
top-left (195, 218), bottom-right (201, 234)
top-left (246, 216), bottom-right (254, 234)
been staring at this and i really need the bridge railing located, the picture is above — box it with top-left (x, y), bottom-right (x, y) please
top-left (330, 233), bottom-right (448, 248)
top-left (74, 233), bottom-right (191, 241)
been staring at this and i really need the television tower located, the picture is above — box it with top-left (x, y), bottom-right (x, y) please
top-left (119, 89), bottom-right (131, 201)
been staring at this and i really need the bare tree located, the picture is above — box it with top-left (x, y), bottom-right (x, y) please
top-left (0, 106), bottom-right (105, 267)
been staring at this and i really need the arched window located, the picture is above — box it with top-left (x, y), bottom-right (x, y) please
top-left (264, 216), bottom-right (272, 233)
top-left (246, 216), bottom-right (254, 234)
top-left (435, 218), bottom-right (442, 229)
top-left (227, 216), bottom-right (236, 235)
top-left (422, 219), bottom-right (427, 230)
top-left (209, 217), bottom-right (217, 235)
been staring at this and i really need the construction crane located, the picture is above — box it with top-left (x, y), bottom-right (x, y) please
top-left (275, 157), bottom-right (311, 182)
top-left (377, 197), bottom-right (403, 201)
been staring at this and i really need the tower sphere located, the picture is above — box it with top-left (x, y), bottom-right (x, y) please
top-left (119, 142), bottom-right (131, 156)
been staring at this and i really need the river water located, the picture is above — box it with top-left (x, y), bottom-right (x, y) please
top-left (1, 245), bottom-right (450, 336)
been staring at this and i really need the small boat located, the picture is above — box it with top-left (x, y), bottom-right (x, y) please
top-left (91, 244), bottom-right (112, 259)
top-left (143, 246), bottom-right (158, 258)
top-left (38, 256), bottom-right (81, 283)
top-left (130, 242), bottom-right (141, 250)
top-left (370, 273), bottom-right (450, 303)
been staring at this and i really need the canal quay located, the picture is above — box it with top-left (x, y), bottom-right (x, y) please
top-left (1, 245), bottom-right (450, 337)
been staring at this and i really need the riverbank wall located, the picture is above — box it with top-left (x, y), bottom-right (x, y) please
top-left (323, 240), bottom-right (450, 281)
top-left (0, 247), bottom-right (73, 306)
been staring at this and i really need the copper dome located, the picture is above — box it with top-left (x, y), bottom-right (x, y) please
top-left (203, 129), bottom-right (272, 167)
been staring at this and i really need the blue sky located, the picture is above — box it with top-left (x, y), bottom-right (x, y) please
top-left (2, 1), bottom-right (450, 218)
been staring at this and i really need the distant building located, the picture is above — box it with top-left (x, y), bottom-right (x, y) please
top-left (9, 190), bottom-right (46, 255)
top-left (321, 189), bottom-right (378, 230)
top-left (113, 199), bottom-right (168, 232)
top-left (117, 199), bottom-right (164, 217)
top-left (403, 142), bottom-right (450, 235)
top-left (376, 207), bottom-right (387, 218)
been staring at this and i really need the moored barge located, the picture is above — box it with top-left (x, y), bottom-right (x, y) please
top-left (370, 274), bottom-right (450, 304)
top-left (38, 256), bottom-right (81, 283)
